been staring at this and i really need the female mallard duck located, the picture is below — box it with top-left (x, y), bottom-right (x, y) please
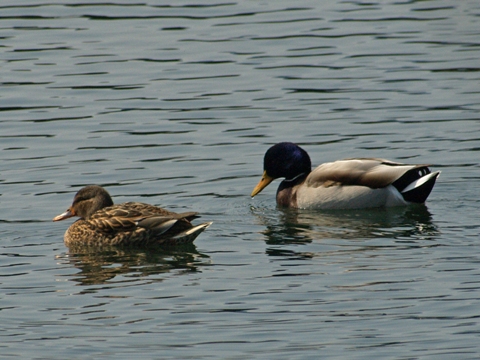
top-left (251, 142), bottom-right (440, 209)
top-left (53, 185), bottom-right (212, 247)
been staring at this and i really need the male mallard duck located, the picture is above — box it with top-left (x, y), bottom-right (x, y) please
top-left (251, 142), bottom-right (440, 209)
top-left (53, 185), bottom-right (212, 247)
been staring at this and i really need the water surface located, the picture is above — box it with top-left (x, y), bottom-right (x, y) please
top-left (1, 1), bottom-right (480, 359)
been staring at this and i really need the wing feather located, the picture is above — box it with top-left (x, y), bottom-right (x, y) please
top-left (306, 158), bottom-right (424, 189)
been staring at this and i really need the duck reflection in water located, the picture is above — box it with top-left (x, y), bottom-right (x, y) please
top-left (252, 205), bottom-right (439, 247)
top-left (57, 244), bottom-right (210, 286)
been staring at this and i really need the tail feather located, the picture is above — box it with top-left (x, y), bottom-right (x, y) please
top-left (171, 222), bottom-right (213, 244)
top-left (399, 171), bottom-right (440, 203)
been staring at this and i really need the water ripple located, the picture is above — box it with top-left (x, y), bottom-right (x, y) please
top-left (1, 1), bottom-right (479, 359)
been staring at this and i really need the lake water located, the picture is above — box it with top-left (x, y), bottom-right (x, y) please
top-left (1, 1), bottom-right (480, 358)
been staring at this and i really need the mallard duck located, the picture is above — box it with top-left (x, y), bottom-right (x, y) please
top-left (251, 142), bottom-right (440, 209)
top-left (53, 185), bottom-right (212, 247)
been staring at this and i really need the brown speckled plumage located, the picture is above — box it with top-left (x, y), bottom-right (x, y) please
top-left (53, 185), bottom-right (212, 247)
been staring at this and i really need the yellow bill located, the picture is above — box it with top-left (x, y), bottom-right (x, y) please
top-left (251, 171), bottom-right (274, 197)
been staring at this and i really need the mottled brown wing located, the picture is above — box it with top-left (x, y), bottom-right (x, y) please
top-left (107, 202), bottom-right (199, 220)
top-left (88, 214), bottom-right (144, 234)
top-left (119, 202), bottom-right (177, 216)
top-left (88, 202), bottom-right (197, 235)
